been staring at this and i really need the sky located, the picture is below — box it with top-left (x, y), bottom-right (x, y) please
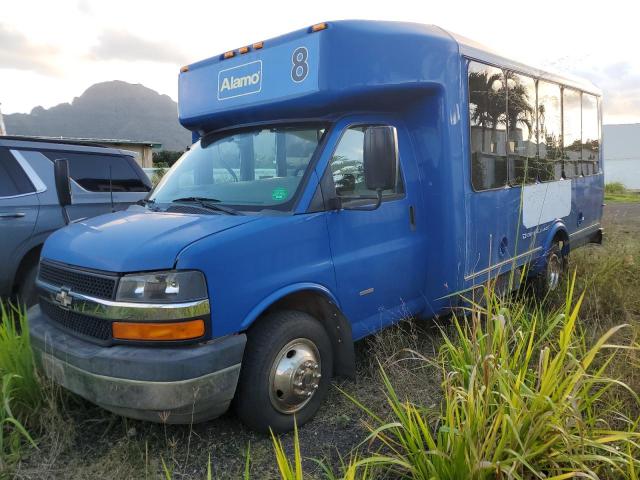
top-left (0, 0), bottom-right (638, 124)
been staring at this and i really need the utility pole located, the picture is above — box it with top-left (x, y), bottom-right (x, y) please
top-left (0, 103), bottom-right (6, 136)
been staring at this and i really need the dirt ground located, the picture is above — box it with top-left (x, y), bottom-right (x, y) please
top-left (13, 203), bottom-right (640, 480)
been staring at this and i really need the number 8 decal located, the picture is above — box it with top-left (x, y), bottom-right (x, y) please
top-left (291, 47), bottom-right (309, 83)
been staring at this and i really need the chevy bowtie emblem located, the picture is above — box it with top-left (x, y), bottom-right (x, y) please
top-left (55, 288), bottom-right (73, 308)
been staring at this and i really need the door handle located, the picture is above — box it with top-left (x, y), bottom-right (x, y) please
top-left (409, 205), bottom-right (416, 231)
top-left (0, 212), bottom-right (25, 219)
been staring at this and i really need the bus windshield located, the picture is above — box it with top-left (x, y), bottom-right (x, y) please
top-left (151, 125), bottom-right (327, 210)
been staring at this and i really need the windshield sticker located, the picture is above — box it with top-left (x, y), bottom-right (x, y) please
top-left (272, 188), bottom-right (288, 201)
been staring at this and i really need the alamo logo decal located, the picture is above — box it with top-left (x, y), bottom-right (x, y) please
top-left (218, 60), bottom-right (262, 100)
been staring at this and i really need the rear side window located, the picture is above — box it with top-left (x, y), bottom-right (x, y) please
top-left (506, 72), bottom-right (537, 185)
top-left (43, 152), bottom-right (151, 192)
top-left (468, 61), bottom-right (508, 190)
top-left (0, 148), bottom-right (35, 197)
top-left (537, 81), bottom-right (563, 182)
top-left (562, 89), bottom-right (582, 178)
top-left (581, 94), bottom-right (600, 176)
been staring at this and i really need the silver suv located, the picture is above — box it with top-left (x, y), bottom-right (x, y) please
top-left (0, 136), bottom-right (151, 306)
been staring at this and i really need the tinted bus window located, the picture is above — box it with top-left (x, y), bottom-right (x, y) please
top-left (562, 88), bottom-right (582, 178)
top-left (506, 73), bottom-right (536, 185)
top-left (468, 62), bottom-right (507, 191)
top-left (44, 152), bottom-right (151, 192)
top-left (581, 94), bottom-right (600, 176)
top-left (537, 81), bottom-right (562, 181)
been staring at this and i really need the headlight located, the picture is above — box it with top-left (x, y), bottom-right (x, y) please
top-left (116, 271), bottom-right (207, 304)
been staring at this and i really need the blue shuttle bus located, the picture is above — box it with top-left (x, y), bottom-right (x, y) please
top-left (29, 20), bottom-right (603, 432)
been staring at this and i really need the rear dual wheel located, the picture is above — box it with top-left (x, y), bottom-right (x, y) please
top-left (234, 310), bottom-right (333, 433)
top-left (534, 240), bottom-right (568, 294)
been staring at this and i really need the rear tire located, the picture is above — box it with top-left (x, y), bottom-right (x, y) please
top-left (234, 310), bottom-right (333, 433)
top-left (534, 240), bottom-right (567, 295)
top-left (17, 263), bottom-right (39, 308)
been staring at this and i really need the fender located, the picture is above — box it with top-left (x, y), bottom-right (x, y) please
top-left (240, 282), bottom-right (341, 331)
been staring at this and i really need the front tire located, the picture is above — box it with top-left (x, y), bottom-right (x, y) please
top-left (234, 310), bottom-right (333, 433)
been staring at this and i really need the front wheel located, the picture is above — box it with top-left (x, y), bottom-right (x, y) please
top-left (234, 310), bottom-right (333, 433)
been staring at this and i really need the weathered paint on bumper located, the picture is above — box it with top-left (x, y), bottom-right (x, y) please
top-left (28, 306), bottom-right (246, 424)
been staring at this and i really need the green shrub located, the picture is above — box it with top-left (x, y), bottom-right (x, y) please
top-left (605, 182), bottom-right (627, 195)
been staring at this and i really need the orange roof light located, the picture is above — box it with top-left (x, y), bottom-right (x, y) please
top-left (311, 22), bottom-right (328, 32)
top-left (252, 41), bottom-right (264, 50)
top-left (113, 319), bottom-right (205, 341)
top-left (223, 50), bottom-right (235, 59)
top-left (180, 65), bottom-right (189, 73)
top-left (238, 46), bottom-right (249, 54)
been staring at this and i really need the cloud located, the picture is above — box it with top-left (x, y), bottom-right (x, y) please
top-left (567, 61), bottom-right (640, 121)
top-left (0, 24), bottom-right (59, 74)
top-left (89, 29), bottom-right (187, 65)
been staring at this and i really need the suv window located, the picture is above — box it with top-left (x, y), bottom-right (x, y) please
top-left (43, 151), bottom-right (151, 192)
top-left (330, 126), bottom-right (404, 199)
top-left (0, 148), bottom-right (35, 197)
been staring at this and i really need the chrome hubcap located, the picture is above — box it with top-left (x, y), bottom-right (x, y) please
top-left (547, 253), bottom-right (562, 290)
top-left (269, 338), bottom-right (321, 414)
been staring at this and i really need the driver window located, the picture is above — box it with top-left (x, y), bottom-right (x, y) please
top-left (330, 126), bottom-right (404, 198)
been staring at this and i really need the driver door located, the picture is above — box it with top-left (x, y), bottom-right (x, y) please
top-left (322, 120), bottom-right (425, 340)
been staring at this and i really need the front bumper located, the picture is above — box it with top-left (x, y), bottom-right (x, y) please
top-left (28, 305), bottom-right (246, 424)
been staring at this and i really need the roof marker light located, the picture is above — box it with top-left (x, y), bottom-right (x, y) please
top-left (252, 41), bottom-right (264, 50)
top-left (311, 22), bottom-right (328, 32)
top-left (180, 65), bottom-right (189, 73)
top-left (223, 51), bottom-right (235, 59)
top-left (238, 46), bottom-right (249, 54)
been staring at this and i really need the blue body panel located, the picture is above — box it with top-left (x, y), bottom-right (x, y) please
top-left (41, 20), bottom-right (604, 346)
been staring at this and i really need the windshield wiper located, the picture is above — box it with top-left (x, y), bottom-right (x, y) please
top-left (171, 197), bottom-right (242, 215)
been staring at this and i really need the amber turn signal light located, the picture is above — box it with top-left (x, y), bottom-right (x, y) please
top-left (223, 50), bottom-right (235, 59)
top-left (180, 65), bottom-right (189, 73)
top-left (252, 41), bottom-right (264, 50)
top-left (311, 22), bottom-right (328, 32)
top-left (113, 319), bottom-right (205, 341)
top-left (238, 46), bottom-right (249, 54)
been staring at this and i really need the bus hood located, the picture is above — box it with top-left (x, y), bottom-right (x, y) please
top-left (41, 207), bottom-right (259, 273)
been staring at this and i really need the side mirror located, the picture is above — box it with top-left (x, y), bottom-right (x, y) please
top-left (54, 159), bottom-right (72, 207)
top-left (363, 126), bottom-right (398, 191)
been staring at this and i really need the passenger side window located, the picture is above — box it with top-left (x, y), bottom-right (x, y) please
top-left (581, 94), bottom-right (600, 176)
top-left (43, 152), bottom-right (151, 192)
top-left (506, 73), bottom-right (536, 185)
top-left (537, 81), bottom-right (563, 182)
top-left (562, 88), bottom-right (582, 178)
top-left (468, 62), bottom-right (508, 191)
top-left (0, 148), bottom-right (35, 197)
top-left (330, 126), bottom-right (404, 199)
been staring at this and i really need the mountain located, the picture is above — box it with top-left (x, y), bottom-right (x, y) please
top-left (4, 81), bottom-right (191, 151)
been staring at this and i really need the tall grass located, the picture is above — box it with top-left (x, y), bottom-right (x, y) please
top-left (0, 302), bottom-right (41, 470)
top-left (348, 278), bottom-right (639, 479)
top-left (0, 302), bottom-right (41, 419)
top-left (270, 276), bottom-right (640, 479)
